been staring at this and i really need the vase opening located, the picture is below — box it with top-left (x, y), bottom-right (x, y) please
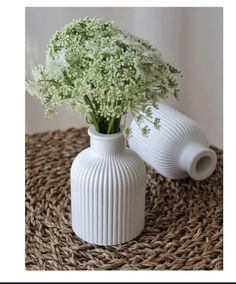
top-left (195, 156), bottom-right (213, 174)
top-left (179, 143), bottom-right (217, 181)
top-left (188, 147), bottom-right (217, 180)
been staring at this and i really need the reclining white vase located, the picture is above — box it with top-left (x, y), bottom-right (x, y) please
top-left (128, 103), bottom-right (217, 181)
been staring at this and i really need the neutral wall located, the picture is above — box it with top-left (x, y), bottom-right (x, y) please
top-left (25, 7), bottom-right (223, 147)
top-left (180, 8), bottom-right (223, 148)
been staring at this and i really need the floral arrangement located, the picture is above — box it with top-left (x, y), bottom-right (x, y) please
top-left (26, 17), bottom-right (181, 136)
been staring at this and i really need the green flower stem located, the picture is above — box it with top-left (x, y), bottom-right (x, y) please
top-left (84, 95), bottom-right (100, 132)
top-left (135, 109), bottom-right (155, 125)
top-left (107, 116), bottom-right (116, 134)
top-left (107, 116), bottom-right (121, 134)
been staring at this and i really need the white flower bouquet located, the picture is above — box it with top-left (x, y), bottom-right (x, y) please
top-left (26, 17), bottom-right (181, 136)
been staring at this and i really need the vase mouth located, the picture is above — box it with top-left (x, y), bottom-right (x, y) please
top-left (88, 125), bottom-right (124, 141)
top-left (188, 148), bottom-right (217, 180)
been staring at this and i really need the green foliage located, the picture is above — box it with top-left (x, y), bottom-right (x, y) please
top-left (26, 17), bottom-right (181, 136)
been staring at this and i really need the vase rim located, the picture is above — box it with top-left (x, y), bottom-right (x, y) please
top-left (88, 125), bottom-right (124, 141)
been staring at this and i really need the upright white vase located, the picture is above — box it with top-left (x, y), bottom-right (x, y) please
top-left (128, 103), bottom-right (217, 181)
top-left (71, 126), bottom-right (146, 245)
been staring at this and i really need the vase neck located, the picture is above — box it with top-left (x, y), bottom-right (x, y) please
top-left (179, 143), bottom-right (217, 180)
top-left (88, 126), bottom-right (125, 155)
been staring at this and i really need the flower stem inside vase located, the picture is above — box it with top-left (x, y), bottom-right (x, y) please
top-left (84, 94), bottom-right (122, 135)
top-left (107, 117), bottom-right (121, 134)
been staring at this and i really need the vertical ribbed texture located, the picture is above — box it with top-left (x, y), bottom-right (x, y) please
top-left (71, 143), bottom-right (146, 246)
top-left (128, 103), bottom-right (213, 180)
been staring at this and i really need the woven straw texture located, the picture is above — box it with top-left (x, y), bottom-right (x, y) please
top-left (25, 128), bottom-right (223, 270)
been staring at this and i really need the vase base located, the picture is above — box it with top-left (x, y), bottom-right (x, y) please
top-left (72, 224), bottom-right (144, 246)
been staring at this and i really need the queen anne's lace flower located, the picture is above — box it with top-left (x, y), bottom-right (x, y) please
top-left (26, 17), bottom-right (181, 135)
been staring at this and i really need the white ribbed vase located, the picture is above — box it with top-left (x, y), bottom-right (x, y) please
top-left (129, 103), bottom-right (217, 181)
top-left (71, 126), bottom-right (146, 245)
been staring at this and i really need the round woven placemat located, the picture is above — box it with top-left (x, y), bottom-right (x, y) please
top-left (25, 127), bottom-right (223, 270)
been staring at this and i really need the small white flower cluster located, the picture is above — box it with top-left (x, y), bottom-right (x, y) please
top-left (26, 17), bottom-right (181, 135)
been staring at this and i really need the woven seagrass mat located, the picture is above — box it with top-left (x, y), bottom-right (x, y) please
top-left (25, 127), bottom-right (223, 270)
